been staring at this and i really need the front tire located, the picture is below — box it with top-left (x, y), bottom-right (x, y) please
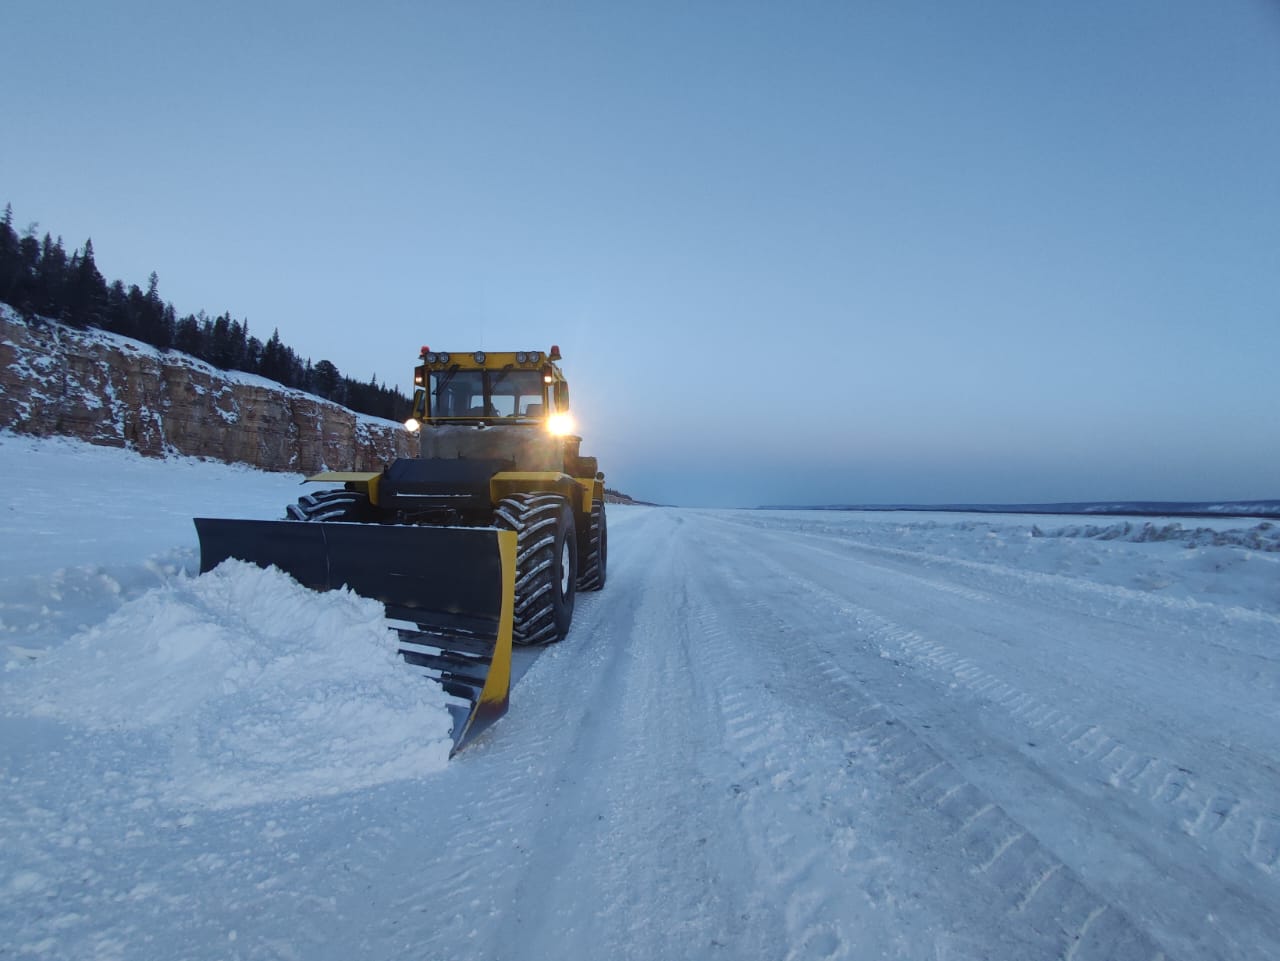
top-left (495, 493), bottom-right (577, 645)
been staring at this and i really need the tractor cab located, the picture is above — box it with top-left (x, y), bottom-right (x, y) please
top-left (407, 347), bottom-right (572, 434)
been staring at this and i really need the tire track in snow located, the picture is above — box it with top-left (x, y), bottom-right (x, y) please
top-left (686, 517), bottom-right (1177, 961)
top-left (682, 584), bottom-right (897, 961)
top-left (695, 513), bottom-right (1280, 961)
top-left (710, 513), bottom-right (1280, 882)
top-left (830, 555), bottom-right (1279, 881)
top-left (886, 624), bottom-right (1280, 878)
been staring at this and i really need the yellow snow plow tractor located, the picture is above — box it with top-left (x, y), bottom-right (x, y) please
top-left (195, 345), bottom-right (607, 754)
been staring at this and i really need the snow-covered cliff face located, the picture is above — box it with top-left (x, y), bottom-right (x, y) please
top-left (0, 306), bottom-right (413, 472)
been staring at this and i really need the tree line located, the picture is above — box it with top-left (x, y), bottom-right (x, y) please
top-left (0, 203), bottom-right (409, 421)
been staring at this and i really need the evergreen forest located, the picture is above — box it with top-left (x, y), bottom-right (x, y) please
top-left (0, 203), bottom-right (409, 421)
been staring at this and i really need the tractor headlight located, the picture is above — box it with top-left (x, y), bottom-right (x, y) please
top-left (546, 412), bottom-right (576, 436)
top-left (403, 417), bottom-right (421, 434)
top-left (516, 352), bottom-right (527, 363)
top-left (438, 352), bottom-right (450, 363)
top-left (473, 351), bottom-right (486, 364)
top-left (425, 352), bottom-right (438, 364)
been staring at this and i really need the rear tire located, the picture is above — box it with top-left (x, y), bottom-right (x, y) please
top-left (285, 488), bottom-right (373, 522)
top-left (495, 493), bottom-right (577, 645)
top-left (577, 499), bottom-right (607, 591)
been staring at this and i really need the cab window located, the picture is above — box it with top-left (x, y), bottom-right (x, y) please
top-left (429, 368), bottom-right (547, 418)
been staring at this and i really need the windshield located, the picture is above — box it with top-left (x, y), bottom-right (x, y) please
top-left (429, 368), bottom-right (547, 419)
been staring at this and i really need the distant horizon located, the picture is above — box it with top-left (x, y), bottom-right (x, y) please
top-left (751, 499), bottom-right (1280, 520)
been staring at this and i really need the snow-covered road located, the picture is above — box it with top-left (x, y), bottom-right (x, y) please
top-left (3, 436), bottom-right (1278, 960)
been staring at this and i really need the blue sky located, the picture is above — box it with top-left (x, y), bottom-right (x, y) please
top-left (4, 1), bottom-right (1278, 506)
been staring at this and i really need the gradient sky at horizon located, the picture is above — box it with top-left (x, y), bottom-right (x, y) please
top-left (5, 1), bottom-right (1278, 507)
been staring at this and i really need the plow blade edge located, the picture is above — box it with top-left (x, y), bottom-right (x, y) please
top-left (194, 518), bottom-right (515, 755)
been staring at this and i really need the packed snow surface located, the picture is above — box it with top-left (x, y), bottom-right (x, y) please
top-left (2, 433), bottom-right (1278, 960)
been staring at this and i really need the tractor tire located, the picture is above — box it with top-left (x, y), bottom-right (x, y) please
top-left (495, 493), bottom-right (577, 645)
top-left (577, 499), bottom-right (607, 592)
top-left (284, 488), bottom-right (372, 523)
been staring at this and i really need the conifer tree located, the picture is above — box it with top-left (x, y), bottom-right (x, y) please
top-left (66, 238), bottom-right (107, 328)
top-left (0, 204), bottom-right (17, 302)
top-left (175, 314), bottom-right (202, 355)
top-left (36, 234), bottom-right (68, 318)
top-left (312, 359), bottom-right (341, 400)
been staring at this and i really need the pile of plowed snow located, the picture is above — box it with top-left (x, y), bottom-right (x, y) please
top-left (8, 559), bottom-right (454, 808)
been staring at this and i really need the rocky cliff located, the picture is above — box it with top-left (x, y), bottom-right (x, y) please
top-left (0, 306), bottom-right (414, 472)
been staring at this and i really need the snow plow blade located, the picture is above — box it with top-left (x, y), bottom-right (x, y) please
top-left (194, 518), bottom-right (515, 756)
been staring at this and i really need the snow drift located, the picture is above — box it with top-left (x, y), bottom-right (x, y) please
top-left (8, 559), bottom-right (454, 809)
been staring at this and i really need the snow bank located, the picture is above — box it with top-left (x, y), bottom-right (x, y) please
top-left (1031, 519), bottom-right (1280, 551)
top-left (6, 559), bottom-right (454, 808)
